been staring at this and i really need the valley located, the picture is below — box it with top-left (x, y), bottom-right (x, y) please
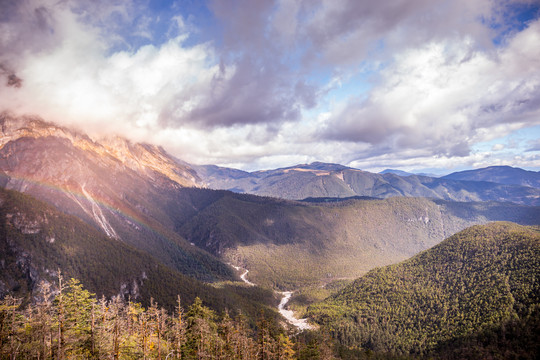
top-left (1, 114), bottom-right (539, 358)
top-left (233, 264), bottom-right (314, 330)
top-left (2, 1), bottom-right (540, 358)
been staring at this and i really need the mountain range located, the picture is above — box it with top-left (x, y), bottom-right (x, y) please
top-left (1, 112), bottom-right (540, 357)
top-left (442, 165), bottom-right (540, 188)
top-left (195, 162), bottom-right (540, 205)
top-left (1, 114), bottom-right (539, 291)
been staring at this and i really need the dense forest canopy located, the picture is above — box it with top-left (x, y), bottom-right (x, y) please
top-left (0, 276), bottom-right (335, 360)
top-left (307, 222), bottom-right (540, 359)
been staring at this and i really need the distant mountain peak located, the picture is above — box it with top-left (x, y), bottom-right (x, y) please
top-left (379, 169), bottom-right (413, 176)
top-left (286, 161), bottom-right (352, 172)
top-left (443, 165), bottom-right (540, 188)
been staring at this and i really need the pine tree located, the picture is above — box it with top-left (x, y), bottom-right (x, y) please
top-left (0, 296), bottom-right (22, 360)
top-left (62, 278), bottom-right (95, 357)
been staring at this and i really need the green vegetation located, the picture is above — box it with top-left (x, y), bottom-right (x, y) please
top-left (307, 222), bottom-right (540, 358)
top-left (0, 187), bottom-right (280, 324)
top-left (178, 193), bottom-right (540, 290)
top-left (287, 280), bottom-right (352, 316)
top-left (0, 277), bottom-right (337, 359)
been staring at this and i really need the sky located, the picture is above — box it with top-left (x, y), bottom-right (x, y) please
top-left (1, 0), bottom-right (540, 174)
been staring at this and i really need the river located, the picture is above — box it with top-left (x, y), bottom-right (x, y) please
top-left (231, 265), bottom-right (314, 330)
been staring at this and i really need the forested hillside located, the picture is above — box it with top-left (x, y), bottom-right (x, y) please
top-left (177, 193), bottom-right (540, 289)
top-left (0, 279), bottom-right (335, 359)
top-left (0, 187), bottom-right (280, 324)
top-left (307, 222), bottom-right (540, 359)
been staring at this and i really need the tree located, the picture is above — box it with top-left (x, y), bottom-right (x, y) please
top-left (0, 296), bottom-right (22, 360)
top-left (62, 278), bottom-right (96, 358)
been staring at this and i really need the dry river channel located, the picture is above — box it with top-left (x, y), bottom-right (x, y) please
top-left (231, 265), bottom-right (314, 331)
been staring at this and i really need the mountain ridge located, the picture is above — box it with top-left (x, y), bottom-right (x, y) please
top-left (0, 112), bottom-right (234, 282)
top-left (196, 162), bottom-right (540, 205)
top-left (443, 165), bottom-right (540, 188)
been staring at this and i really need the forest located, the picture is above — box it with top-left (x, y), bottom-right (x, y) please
top-left (307, 222), bottom-right (540, 359)
top-left (0, 275), bottom-right (336, 360)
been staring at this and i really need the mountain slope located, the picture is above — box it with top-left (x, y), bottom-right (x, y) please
top-left (307, 222), bottom-right (540, 357)
top-left (2, 113), bottom-right (540, 304)
top-left (0, 186), bottom-right (278, 319)
top-left (379, 169), bottom-right (414, 176)
top-left (176, 193), bottom-right (540, 289)
top-left (443, 165), bottom-right (540, 188)
top-left (0, 112), bottom-right (233, 282)
top-left (196, 162), bottom-right (540, 205)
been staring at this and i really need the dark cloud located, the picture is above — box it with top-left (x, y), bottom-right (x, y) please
top-left (159, 54), bottom-right (318, 128)
top-left (0, 0), bottom-right (59, 69)
top-left (209, 0), bottom-right (275, 52)
top-left (0, 64), bottom-right (22, 88)
top-left (156, 0), bottom-right (319, 129)
top-left (283, 0), bottom-right (494, 67)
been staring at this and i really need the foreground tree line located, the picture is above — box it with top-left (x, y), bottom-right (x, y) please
top-left (0, 275), bottom-right (335, 360)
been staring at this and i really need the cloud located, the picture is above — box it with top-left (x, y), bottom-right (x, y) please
top-left (0, 0), bottom-right (318, 135)
top-left (0, 1), bottom-right (221, 135)
top-left (160, 54), bottom-right (317, 128)
top-left (0, 64), bottom-right (22, 88)
top-left (320, 20), bottom-right (540, 160)
top-left (0, 0), bottom-right (539, 172)
top-left (163, 0), bottom-right (320, 128)
top-left (526, 139), bottom-right (540, 152)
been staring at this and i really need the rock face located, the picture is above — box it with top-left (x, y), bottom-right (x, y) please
top-left (0, 112), bottom-right (231, 281)
top-left (0, 112), bottom-right (200, 188)
top-left (0, 113), bottom-right (199, 236)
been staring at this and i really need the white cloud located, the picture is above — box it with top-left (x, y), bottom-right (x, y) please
top-left (321, 20), bottom-right (540, 160)
top-left (1, 0), bottom-right (539, 172)
top-left (0, 0), bottom-right (229, 140)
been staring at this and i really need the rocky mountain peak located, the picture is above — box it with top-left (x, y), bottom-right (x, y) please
top-left (0, 112), bottom-right (200, 188)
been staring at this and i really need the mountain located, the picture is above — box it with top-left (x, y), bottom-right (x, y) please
top-left (176, 193), bottom-right (540, 289)
top-left (307, 222), bottom-right (540, 358)
top-left (0, 186), bottom-right (278, 319)
top-left (379, 169), bottom-right (414, 176)
top-left (0, 112), bottom-right (233, 282)
top-left (2, 113), bottom-right (540, 296)
top-left (196, 162), bottom-right (540, 205)
top-left (443, 165), bottom-right (540, 188)
top-left (2, 112), bottom-right (540, 336)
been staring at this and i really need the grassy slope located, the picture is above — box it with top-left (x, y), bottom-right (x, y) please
top-left (307, 222), bottom-right (540, 357)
